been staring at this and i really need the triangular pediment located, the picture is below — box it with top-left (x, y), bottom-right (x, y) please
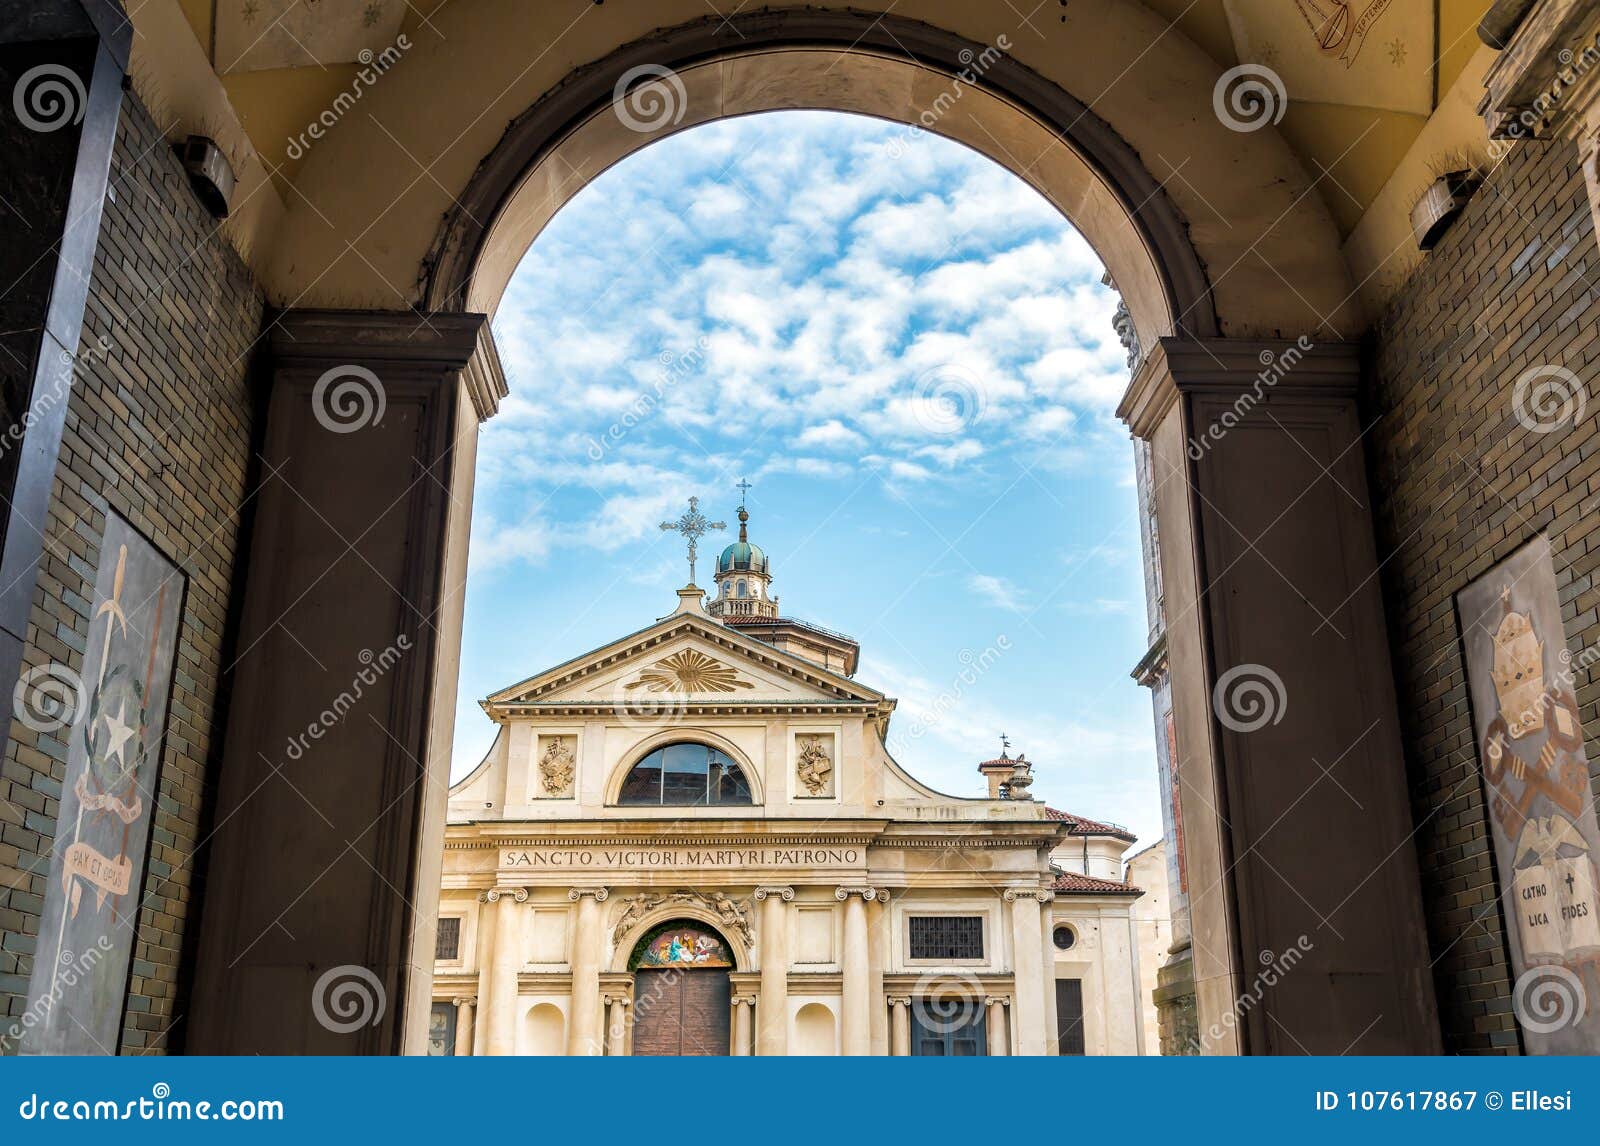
top-left (482, 610), bottom-right (885, 715)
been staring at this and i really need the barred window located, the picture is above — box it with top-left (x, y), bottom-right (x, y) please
top-left (908, 915), bottom-right (984, 960)
top-left (436, 916), bottom-right (461, 960)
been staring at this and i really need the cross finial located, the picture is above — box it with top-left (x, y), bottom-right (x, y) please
top-left (736, 477), bottom-right (753, 507)
top-left (999, 733), bottom-right (1010, 758)
top-left (659, 496), bottom-right (726, 586)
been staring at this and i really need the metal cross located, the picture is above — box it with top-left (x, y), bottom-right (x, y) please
top-left (659, 496), bottom-right (725, 586)
top-left (736, 477), bottom-right (753, 506)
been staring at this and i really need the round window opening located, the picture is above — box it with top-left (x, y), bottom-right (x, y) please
top-left (1052, 925), bottom-right (1077, 951)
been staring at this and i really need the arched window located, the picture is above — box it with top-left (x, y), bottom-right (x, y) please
top-left (617, 742), bottom-right (754, 806)
top-left (736, 580), bottom-right (747, 597)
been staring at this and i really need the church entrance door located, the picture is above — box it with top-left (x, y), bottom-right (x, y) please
top-left (632, 968), bottom-right (732, 1056)
top-left (627, 921), bottom-right (736, 1057)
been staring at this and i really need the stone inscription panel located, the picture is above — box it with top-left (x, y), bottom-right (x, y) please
top-left (501, 845), bottom-right (864, 872)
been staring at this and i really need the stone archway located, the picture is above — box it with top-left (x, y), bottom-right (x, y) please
top-left (184, 4), bottom-right (1436, 1056)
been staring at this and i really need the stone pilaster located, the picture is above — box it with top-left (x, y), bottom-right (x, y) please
top-left (567, 887), bottom-right (609, 1056)
top-left (471, 901), bottom-right (496, 1056)
top-left (753, 886), bottom-right (793, 1055)
top-left (1117, 336), bottom-right (1438, 1054)
top-left (187, 309), bottom-right (504, 1054)
top-left (1004, 889), bottom-right (1052, 1056)
top-left (482, 887), bottom-right (527, 1056)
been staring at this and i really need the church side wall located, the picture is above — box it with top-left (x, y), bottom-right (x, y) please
top-left (1364, 131), bottom-right (1600, 1055)
top-left (0, 95), bottom-right (262, 1054)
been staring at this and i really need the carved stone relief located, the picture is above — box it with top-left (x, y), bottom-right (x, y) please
top-left (536, 735), bottom-right (576, 797)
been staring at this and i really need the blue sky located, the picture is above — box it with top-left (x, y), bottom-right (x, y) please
top-left (454, 110), bottom-right (1160, 845)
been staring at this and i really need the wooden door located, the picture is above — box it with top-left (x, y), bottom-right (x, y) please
top-left (631, 969), bottom-right (731, 1056)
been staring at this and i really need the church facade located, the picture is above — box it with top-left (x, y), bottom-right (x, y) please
top-left (431, 502), bottom-right (1149, 1055)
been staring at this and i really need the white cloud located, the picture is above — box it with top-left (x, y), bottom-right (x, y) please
top-left (968, 573), bottom-right (1026, 611)
top-left (794, 420), bottom-right (867, 450)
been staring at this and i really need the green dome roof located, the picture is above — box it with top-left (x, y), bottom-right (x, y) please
top-left (717, 539), bottom-right (768, 574)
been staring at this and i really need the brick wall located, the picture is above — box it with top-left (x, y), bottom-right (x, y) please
top-left (0, 95), bottom-right (261, 1053)
top-left (1365, 134), bottom-right (1599, 1054)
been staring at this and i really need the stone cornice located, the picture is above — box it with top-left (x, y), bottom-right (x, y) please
top-left (487, 700), bottom-right (886, 718)
top-left (463, 323), bottom-right (509, 422)
top-left (1479, 0), bottom-right (1600, 139)
top-left (484, 614), bottom-right (886, 712)
top-left (445, 822), bottom-right (1062, 850)
top-left (1118, 337), bottom-right (1360, 440)
top-left (267, 308), bottom-right (487, 371)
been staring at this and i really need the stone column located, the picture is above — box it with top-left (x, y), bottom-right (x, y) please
top-left (732, 996), bottom-right (755, 1055)
top-left (1006, 889), bottom-right (1051, 1056)
top-left (188, 311), bottom-right (506, 1053)
top-left (567, 887), bottom-right (609, 1056)
top-left (889, 996), bottom-right (912, 1056)
top-left (1116, 337), bottom-right (1438, 1053)
top-left (986, 997), bottom-right (1010, 1056)
top-left (484, 887), bottom-right (527, 1056)
top-left (604, 995), bottom-right (629, 1056)
top-left (836, 886), bottom-right (876, 1056)
top-left (753, 887), bottom-right (793, 1055)
top-left (868, 890), bottom-right (889, 1054)
top-left (452, 996), bottom-right (476, 1056)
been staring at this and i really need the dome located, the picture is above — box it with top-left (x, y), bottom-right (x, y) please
top-left (717, 539), bottom-right (768, 574)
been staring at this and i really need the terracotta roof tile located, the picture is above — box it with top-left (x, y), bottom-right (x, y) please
top-left (1051, 871), bottom-right (1144, 895)
top-left (1044, 806), bottom-right (1137, 842)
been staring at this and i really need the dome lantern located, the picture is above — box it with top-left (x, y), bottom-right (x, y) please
top-left (708, 480), bottom-right (777, 620)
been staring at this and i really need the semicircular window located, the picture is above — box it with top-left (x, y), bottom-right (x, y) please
top-left (617, 742), bottom-right (754, 806)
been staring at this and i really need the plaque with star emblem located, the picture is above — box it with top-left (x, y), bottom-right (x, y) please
top-left (21, 513), bottom-right (185, 1054)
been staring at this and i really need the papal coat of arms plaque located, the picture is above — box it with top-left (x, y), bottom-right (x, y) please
top-left (1457, 534), bottom-right (1600, 1053)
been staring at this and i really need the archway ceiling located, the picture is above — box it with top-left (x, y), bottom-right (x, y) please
top-left (174, 0), bottom-right (1486, 241)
